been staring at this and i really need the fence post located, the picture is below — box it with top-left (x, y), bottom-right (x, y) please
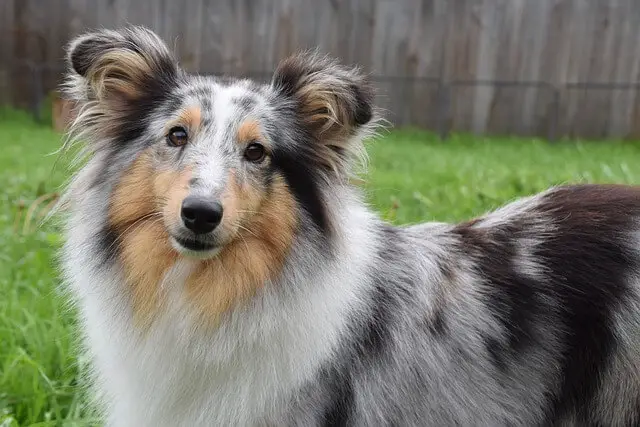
top-left (437, 81), bottom-right (450, 141)
top-left (547, 86), bottom-right (560, 143)
top-left (29, 62), bottom-right (44, 123)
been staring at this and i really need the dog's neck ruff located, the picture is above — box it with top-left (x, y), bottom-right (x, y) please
top-left (62, 180), bottom-right (380, 426)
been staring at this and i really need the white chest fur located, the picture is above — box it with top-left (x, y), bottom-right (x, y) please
top-left (62, 204), bottom-right (377, 426)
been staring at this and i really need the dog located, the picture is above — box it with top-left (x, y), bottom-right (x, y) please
top-left (59, 26), bottom-right (640, 426)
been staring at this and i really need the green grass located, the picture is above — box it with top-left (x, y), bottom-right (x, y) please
top-left (0, 110), bottom-right (97, 427)
top-left (1, 110), bottom-right (639, 426)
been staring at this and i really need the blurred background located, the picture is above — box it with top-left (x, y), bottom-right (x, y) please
top-left (1, 2), bottom-right (640, 426)
top-left (3, 0), bottom-right (640, 141)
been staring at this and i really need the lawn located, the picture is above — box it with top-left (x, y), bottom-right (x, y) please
top-left (1, 109), bottom-right (639, 426)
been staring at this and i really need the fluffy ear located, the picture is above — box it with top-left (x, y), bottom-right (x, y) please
top-left (66, 26), bottom-right (179, 103)
top-left (63, 27), bottom-right (180, 147)
top-left (271, 52), bottom-right (376, 174)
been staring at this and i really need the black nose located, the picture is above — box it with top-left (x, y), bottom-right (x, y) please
top-left (180, 197), bottom-right (223, 234)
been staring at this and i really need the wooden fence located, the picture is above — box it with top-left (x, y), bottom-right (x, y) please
top-left (2, 0), bottom-right (640, 140)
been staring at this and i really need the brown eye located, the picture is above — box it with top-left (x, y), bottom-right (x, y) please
top-left (244, 142), bottom-right (266, 163)
top-left (167, 126), bottom-right (188, 147)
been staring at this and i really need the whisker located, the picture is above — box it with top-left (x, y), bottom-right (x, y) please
top-left (235, 223), bottom-right (259, 239)
top-left (238, 232), bottom-right (252, 253)
top-left (104, 212), bottom-right (164, 254)
top-left (213, 253), bottom-right (233, 286)
top-left (232, 231), bottom-right (253, 268)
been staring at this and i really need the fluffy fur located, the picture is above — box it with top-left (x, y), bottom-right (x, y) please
top-left (59, 27), bottom-right (640, 427)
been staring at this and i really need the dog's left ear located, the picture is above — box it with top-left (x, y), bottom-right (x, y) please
top-left (272, 52), bottom-right (375, 173)
top-left (62, 27), bottom-right (180, 147)
top-left (65, 26), bottom-right (179, 105)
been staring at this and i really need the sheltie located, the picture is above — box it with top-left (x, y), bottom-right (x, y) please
top-left (59, 26), bottom-right (640, 426)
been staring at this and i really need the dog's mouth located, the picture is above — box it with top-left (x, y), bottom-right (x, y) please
top-left (170, 235), bottom-right (221, 257)
top-left (175, 237), bottom-right (216, 251)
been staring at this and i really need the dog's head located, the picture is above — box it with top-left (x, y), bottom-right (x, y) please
top-left (65, 26), bottom-right (376, 260)
top-left (63, 27), bottom-right (377, 322)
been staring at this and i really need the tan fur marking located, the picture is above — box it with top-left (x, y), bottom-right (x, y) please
top-left (120, 221), bottom-right (176, 327)
top-left (236, 119), bottom-right (264, 144)
top-left (293, 77), bottom-right (354, 141)
top-left (110, 152), bottom-right (155, 226)
top-left (86, 50), bottom-right (153, 101)
top-left (178, 106), bottom-right (202, 133)
top-left (185, 173), bottom-right (297, 325)
top-left (162, 107), bottom-right (203, 141)
top-left (110, 151), bottom-right (191, 326)
top-left (156, 166), bottom-right (193, 232)
top-left (110, 152), bottom-right (296, 327)
top-left (294, 80), bottom-right (359, 175)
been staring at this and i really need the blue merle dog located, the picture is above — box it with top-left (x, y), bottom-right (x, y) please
top-left (59, 26), bottom-right (640, 426)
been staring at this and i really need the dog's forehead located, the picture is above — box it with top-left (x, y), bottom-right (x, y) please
top-left (178, 77), bottom-right (270, 125)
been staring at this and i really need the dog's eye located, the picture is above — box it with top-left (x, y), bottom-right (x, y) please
top-left (167, 126), bottom-right (188, 147)
top-left (244, 142), bottom-right (266, 163)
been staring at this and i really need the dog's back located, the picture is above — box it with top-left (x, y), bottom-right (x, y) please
top-left (292, 184), bottom-right (640, 426)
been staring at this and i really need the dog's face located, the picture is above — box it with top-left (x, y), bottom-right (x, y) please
top-left (106, 79), bottom-right (301, 261)
top-left (66, 27), bottom-right (375, 260)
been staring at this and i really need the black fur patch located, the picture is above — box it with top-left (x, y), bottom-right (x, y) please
top-left (455, 184), bottom-right (640, 422)
top-left (111, 74), bottom-right (180, 150)
top-left (350, 83), bottom-right (374, 126)
top-left (270, 144), bottom-right (329, 235)
top-left (316, 226), bottom-right (411, 426)
top-left (268, 105), bottom-right (331, 236)
top-left (356, 226), bottom-right (414, 358)
top-left (452, 222), bottom-right (542, 371)
top-left (320, 368), bottom-right (355, 427)
top-left (428, 309), bottom-right (448, 338)
top-left (535, 185), bottom-right (639, 422)
top-left (70, 37), bottom-right (105, 76)
top-left (484, 336), bottom-right (508, 371)
top-left (271, 59), bottom-right (305, 99)
top-left (95, 224), bottom-right (119, 267)
top-left (358, 276), bottom-right (395, 356)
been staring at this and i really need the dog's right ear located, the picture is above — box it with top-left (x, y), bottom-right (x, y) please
top-left (66, 26), bottom-right (179, 104)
